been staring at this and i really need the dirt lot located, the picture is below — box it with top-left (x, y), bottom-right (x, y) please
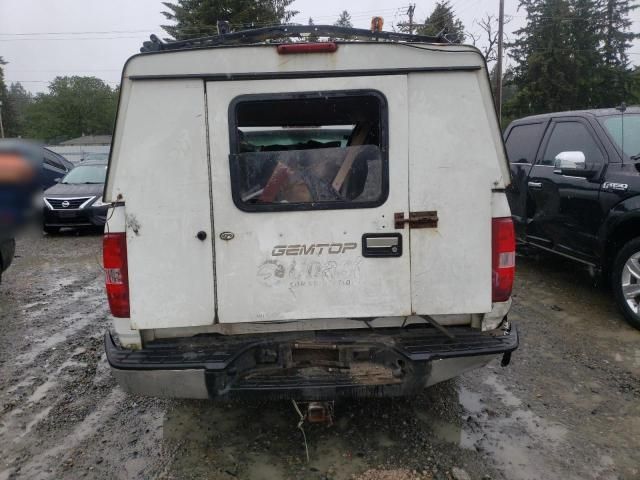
top-left (0, 229), bottom-right (639, 480)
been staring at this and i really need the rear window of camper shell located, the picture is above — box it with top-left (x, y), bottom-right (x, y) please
top-left (228, 90), bottom-right (389, 212)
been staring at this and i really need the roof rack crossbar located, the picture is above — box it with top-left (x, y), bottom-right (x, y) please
top-left (140, 25), bottom-right (449, 53)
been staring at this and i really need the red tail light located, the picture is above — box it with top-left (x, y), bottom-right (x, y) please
top-left (277, 42), bottom-right (338, 54)
top-left (492, 217), bottom-right (515, 302)
top-left (103, 232), bottom-right (130, 317)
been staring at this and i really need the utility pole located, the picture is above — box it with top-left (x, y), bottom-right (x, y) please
top-left (0, 100), bottom-right (4, 138)
top-left (398, 4), bottom-right (417, 34)
top-left (407, 4), bottom-right (416, 35)
top-left (496, 0), bottom-right (505, 124)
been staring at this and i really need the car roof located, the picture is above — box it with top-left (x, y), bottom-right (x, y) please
top-left (511, 106), bottom-right (640, 125)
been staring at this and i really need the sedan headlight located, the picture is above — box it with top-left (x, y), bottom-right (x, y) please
top-left (92, 196), bottom-right (110, 207)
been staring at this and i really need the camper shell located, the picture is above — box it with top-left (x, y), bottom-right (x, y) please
top-left (103, 26), bottom-right (518, 400)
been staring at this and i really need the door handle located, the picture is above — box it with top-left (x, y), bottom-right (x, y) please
top-left (362, 233), bottom-right (402, 257)
top-left (527, 181), bottom-right (542, 189)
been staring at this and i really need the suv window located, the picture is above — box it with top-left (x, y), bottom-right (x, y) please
top-left (541, 121), bottom-right (604, 166)
top-left (229, 91), bottom-right (388, 212)
top-left (505, 123), bottom-right (545, 164)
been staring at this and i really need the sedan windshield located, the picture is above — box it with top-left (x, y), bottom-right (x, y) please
top-left (61, 165), bottom-right (107, 184)
top-left (599, 114), bottom-right (640, 158)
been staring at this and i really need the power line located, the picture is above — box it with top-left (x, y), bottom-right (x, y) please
top-left (10, 80), bottom-right (120, 85)
top-left (0, 29), bottom-right (157, 36)
top-left (0, 8), bottom-right (410, 38)
top-left (0, 36), bottom-right (146, 42)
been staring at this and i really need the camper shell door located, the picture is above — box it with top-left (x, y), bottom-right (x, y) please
top-left (207, 76), bottom-right (412, 323)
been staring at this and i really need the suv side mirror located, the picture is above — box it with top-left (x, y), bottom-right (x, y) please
top-left (553, 151), bottom-right (595, 177)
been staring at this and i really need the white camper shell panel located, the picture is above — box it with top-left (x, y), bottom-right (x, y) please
top-left (407, 71), bottom-right (500, 314)
top-left (106, 42), bottom-right (510, 331)
top-left (110, 80), bottom-right (216, 329)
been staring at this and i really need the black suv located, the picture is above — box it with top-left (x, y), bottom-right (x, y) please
top-left (505, 107), bottom-right (640, 329)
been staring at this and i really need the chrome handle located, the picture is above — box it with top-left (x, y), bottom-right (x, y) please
top-left (528, 181), bottom-right (542, 189)
top-left (362, 233), bottom-right (402, 257)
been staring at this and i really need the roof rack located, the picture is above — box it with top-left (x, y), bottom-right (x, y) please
top-left (140, 24), bottom-right (448, 53)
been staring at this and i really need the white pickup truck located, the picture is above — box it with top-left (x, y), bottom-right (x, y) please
top-left (103, 25), bottom-right (518, 401)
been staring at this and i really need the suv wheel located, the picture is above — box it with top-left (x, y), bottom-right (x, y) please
top-left (612, 238), bottom-right (640, 330)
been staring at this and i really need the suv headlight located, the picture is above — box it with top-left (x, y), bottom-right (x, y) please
top-left (92, 196), bottom-right (110, 207)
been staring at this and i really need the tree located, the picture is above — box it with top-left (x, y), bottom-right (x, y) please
top-left (505, 0), bottom-right (578, 117)
top-left (417, 1), bottom-right (466, 43)
top-left (161, 0), bottom-right (299, 40)
top-left (0, 57), bottom-right (10, 138)
top-left (334, 10), bottom-right (353, 28)
top-left (469, 14), bottom-right (512, 65)
top-left (570, 0), bottom-right (605, 107)
top-left (23, 76), bottom-right (118, 143)
top-left (505, 0), bottom-right (639, 119)
top-left (631, 67), bottom-right (640, 102)
top-left (599, 0), bottom-right (639, 105)
top-left (5, 83), bottom-right (32, 138)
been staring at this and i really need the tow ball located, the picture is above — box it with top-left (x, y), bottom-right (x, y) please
top-left (292, 399), bottom-right (334, 426)
top-left (306, 401), bottom-right (334, 425)
top-left (292, 400), bottom-right (334, 461)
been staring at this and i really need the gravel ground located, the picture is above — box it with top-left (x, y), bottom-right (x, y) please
top-left (0, 229), bottom-right (638, 480)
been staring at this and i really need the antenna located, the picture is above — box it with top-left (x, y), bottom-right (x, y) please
top-left (616, 102), bottom-right (626, 161)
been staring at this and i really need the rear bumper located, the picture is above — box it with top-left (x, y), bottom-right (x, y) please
top-left (43, 206), bottom-right (108, 227)
top-left (105, 324), bottom-right (518, 400)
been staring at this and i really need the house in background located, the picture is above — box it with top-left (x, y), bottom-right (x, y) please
top-left (47, 135), bottom-right (111, 164)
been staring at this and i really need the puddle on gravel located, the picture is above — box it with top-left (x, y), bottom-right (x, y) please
top-left (483, 374), bottom-right (522, 407)
top-left (16, 312), bottom-right (92, 365)
top-left (414, 378), bottom-right (574, 480)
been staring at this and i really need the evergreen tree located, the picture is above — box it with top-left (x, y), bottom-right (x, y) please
top-left (161, 0), bottom-right (298, 40)
top-left (334, 10), bottom-right (353, 28)
top-left (5, 83), bottom-right (32, 138)
top-left (0, 58), bottom-right (7, 136)
top-left (2, 83), bottom-right (33, 137)
top-left (505, 0), bottom-right (639, 118)
top-left (599, 0), bottom-right (639, 105)
top-left (631, 67), bottom-right (640, 102)
top-left (505, 0), bottom-right (577, 117)
top-left (417, 1), bottom-right (465, 43)
top-left (601, 0), bottom-right (638, 68)
top-left (569, 0), bottom-right (604, 107)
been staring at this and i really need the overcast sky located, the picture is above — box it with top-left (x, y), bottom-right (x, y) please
top-left (1, 0), bottom-right (638, 93)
